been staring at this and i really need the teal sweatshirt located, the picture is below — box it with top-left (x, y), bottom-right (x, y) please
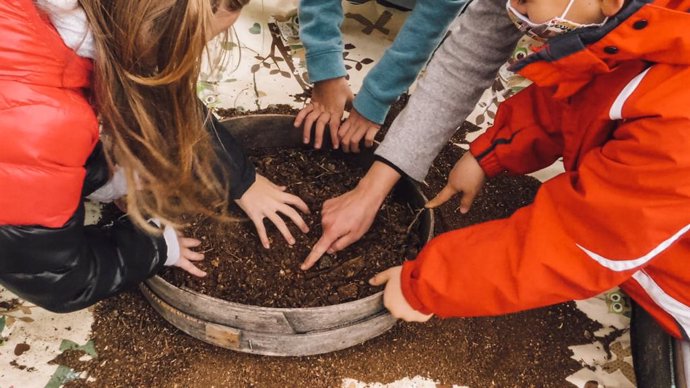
top-left (298, 0), bottom-right (468, 124)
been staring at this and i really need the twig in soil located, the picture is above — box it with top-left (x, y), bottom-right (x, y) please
top-left (316, 163), bottom-right (332, 173)
top-left (304, 255), bottom-right (363, 280)
top-left (314, 171), bottom-right (338, 180)
top-left (405, 208), bottom-right (426, 235)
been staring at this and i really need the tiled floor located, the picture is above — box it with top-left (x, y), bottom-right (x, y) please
top-left (1, 1), bottom-right (635, 387)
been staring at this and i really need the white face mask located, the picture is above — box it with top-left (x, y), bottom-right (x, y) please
top-left (506, 0), bottom-right (608, 42)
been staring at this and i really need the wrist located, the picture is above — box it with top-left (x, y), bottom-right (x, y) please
top-left (357, 161), bottom-right (401, 203)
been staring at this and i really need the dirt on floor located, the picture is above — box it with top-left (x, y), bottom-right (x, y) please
top-left (58, 99), bottom-right (606, 387)
top-left (60, 285), bottom-right (601, 387)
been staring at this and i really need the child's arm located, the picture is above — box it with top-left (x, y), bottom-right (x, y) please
top-left (374, 0), bottom-right (522, 182)
top-left (0, 203), bottom-right (170, 313)
top-left (352, 0), bottom-right (468, 125)
top-left (298, 0), bottom-right (468, 149)
top-left (399, 115), bottom-right (690, 318)
top-left (468, 83), bottom-right (565, 177)
top-left (298, 0), bottom-right (348, 87)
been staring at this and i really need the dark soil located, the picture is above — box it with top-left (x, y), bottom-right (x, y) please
top-left (0, 298), bottom-right (20, 311)
top-left (159, 101), bottom-right (425, 307)
top-left (160, 146), bottom-right (420, 307)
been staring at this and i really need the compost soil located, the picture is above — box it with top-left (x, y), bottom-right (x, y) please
top-left (58, 100), bottom-right (607, 386)
top-left (159, 147), bottom-right (419, 308)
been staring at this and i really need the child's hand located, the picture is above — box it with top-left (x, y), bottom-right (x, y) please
top-left (369, 266), bottom-right (433, 322)
top-left (235, 174), bottom-right (310, 249)
top-left (294, 77), bottom-right (354, 150)
top-left (338, 109), bottom-right (381, 153)
top-left (301, 161), bottom-right (399, 270)
top-left (174, 234), bottom-right (207, 277)
top-left (426, 152), bottom-right (486, 213)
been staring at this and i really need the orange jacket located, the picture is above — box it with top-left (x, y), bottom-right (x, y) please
top-left (0, 0), bottom-right (99, 228)
top-left (401, 0), bottom-right (690, 338)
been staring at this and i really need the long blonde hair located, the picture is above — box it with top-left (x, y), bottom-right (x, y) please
top-left (80, 0), bottom-right (249, 232)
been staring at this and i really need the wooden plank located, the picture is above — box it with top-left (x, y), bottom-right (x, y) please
top-left (220, 115), bottom-right (305, 150)
top-left (147, 276), bottom-right (387, 334)
top-left (142, 283), bottom-right (397, 357)
top-left (283, 292), bottom-right (385, 333)
top-left (140, 284), bottom-right (242, 351)
top-left (146, 276), bottom-right (295, 334)
top-left (240, 312), bottom-right (397, 357)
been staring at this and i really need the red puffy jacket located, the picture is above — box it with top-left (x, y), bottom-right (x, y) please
top-left (401, 0), bottom-right (690, 338)
top-left (0, 0), bottom-right (99, 228)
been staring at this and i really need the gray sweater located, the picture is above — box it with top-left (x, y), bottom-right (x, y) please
top-left (375, 0), bottom-right (522, 182)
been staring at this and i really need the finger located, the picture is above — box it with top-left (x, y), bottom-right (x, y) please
top-left (425, 185), bottom-right (458, 209)
top-left (341, 127), bottom-right (353, 153)
top-left (350, 127), bottom-right (367, 153)
top-left (302, 108), bottom-right (321, 144)
top-left (282, 193), bottom-right (310, 214)
top-left (368, 268), bottom-right (393, 286)
top-left (294, 104), bottom-right (314, 127)
top-left (179, 237), bottom-right (201, 248)
top-left (329, 116), bottom-right (342, 149)
top-left (338, 118), bottom-right (352, 139)
top-left (267, 213), bottom-right (295, 245)
top-left (278, 204), bottom-right (310, 234)
top-left (179, 259), bottom-right (207, 277)
top-left (459, 189), bottom-right (479, 214)
top-left (302, 234), bottom-right (337, 270)
top-left (252, 217), bottom-right (270, 248)
top-left (328, 233), bottom-right (356, 253)
top-left (364, 126), bottom-right (378, 148)
top-left (182, 249), bottom-right (205, 261)
top-left (314, 113), bottom-right (331, 149)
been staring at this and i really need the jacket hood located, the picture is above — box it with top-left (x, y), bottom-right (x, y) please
top-left (0, 0), bottom-right (91, 89)
top-left (511, 0), bottom-right (690, 97)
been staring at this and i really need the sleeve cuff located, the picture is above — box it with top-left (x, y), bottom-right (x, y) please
top-left (230, 167), bottom-right (256, 200)
top-left (373, 155), bottom-right (408, 180)
top-left (306, 50), bottom-right (347, 84)
top-left (148, 219), bottom-right (180, 266)
top-left (469, 139), bottom-right (505, 178)
top-left (162, 225), bottom-right (180, 266)
top-left (352, 87), bottom-right (391, 125)
top-left (400, 260), bottom-right (434, 315)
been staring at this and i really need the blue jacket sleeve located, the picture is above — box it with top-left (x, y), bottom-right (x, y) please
top-left (354, 0), bottom-right (468, 124)
top-left (299, 0), bottom-right (348, 83)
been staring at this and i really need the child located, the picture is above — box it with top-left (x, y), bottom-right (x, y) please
top-left (294, 0), bottom-right (467, 152)
top-left (371, 0), bottom-right (690, 345)
top-left (300, 0), bottom-right (523, 270)
top-left (0, 0), bottom-right (309, 313)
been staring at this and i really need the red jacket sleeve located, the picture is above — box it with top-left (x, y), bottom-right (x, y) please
top-left (401, 114), bottom-right (690, 317)
top-left (469, 84), bottom-right (565, 177)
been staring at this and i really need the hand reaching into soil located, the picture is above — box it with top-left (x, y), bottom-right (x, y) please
top-left (369, 266), bottom-right (433, 322)
top-left (338, 109), bottom-right (381, 153)
top-left (301, 162), bottom-right (400, 270)
top-left (174, 234), bottom-right (207, 277)
top-left (235, 174), bottom-right (310, 249)
top-left (426, 152), bottom-right (486, 213)
top-left (294, 77), bottom-right (353, 150)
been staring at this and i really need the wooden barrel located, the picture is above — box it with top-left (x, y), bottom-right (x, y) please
top-left (143, 114), bottom-right (434, 356)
